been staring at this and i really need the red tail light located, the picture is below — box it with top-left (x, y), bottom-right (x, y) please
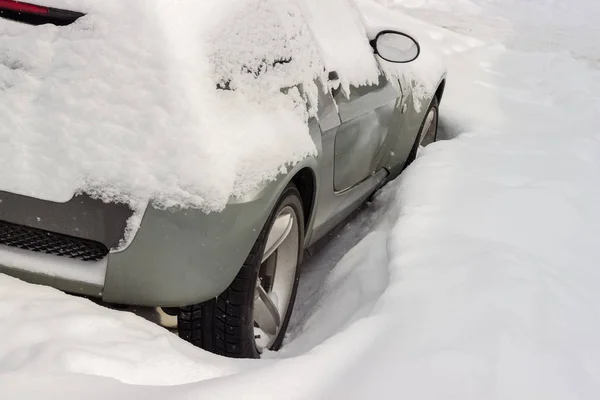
top-left (0, 0), bottom-right (49, 14)
top-left (0, 0), bottom-right (84, 26)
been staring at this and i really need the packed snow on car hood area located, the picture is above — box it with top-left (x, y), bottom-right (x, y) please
top-left (3, 0), bottom-right (600, 398)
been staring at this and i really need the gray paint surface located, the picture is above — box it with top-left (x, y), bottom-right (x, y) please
top-left (0, 192), bottom-right (132, 248)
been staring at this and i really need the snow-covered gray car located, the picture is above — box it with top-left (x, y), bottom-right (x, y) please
top-left (0, 0), bottom-right (446, 358)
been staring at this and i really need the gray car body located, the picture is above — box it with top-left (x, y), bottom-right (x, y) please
top-left (0, 58), bottom-right (446, 307)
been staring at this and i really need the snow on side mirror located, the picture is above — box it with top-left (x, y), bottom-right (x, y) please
top-left (371, 30), bottom-right (420, 63)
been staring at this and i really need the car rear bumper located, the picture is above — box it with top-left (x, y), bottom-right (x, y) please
top-left (0, 244), bottom-right (106, 297)
top-left (0, 160), bottom-right (318, 307)
top-left (0, 192), bottom-right (275, 307)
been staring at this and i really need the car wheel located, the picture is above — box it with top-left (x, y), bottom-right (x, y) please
top-left (178, 183), bottom-right (305, 358)
top-left (405, 97), bottom-right (439, 166)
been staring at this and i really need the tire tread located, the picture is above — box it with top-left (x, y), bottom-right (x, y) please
top-left (178, 186), bottom-right (303, 358)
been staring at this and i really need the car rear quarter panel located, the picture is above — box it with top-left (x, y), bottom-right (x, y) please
top-left (102, 123), bottom-right (322, 307)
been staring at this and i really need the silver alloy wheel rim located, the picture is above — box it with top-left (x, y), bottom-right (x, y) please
top-left (253, 205), bottom-right (299, 352)
top-left (418, 107), bottom-right (437, 148)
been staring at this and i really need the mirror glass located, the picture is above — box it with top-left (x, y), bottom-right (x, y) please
top-left (375, 32), bottom-right (419, 63)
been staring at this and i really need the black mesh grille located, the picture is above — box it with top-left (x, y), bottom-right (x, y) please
top-left (0, 220), bottom-right (108, 261)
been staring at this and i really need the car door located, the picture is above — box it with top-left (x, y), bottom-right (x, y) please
top-left (308, 73), bottom-right (404, 245)
top-left (331, 72), bottom-right (403, 192)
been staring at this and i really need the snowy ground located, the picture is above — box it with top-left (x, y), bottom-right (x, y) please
top-left (3, 0), bottom-right (600, 398)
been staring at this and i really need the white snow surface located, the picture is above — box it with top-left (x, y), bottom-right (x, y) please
top-left (0, 0), bottom-right (381, 213)
top-left (3, 0), bottom-right (600, 399)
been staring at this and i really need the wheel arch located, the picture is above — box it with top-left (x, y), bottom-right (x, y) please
top-left (290, 167), bottom-right (317, 229)
top-left (434, 79), bottom-right (446, 104)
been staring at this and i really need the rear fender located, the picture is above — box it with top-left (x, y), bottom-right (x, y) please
top-left (102, 156), bottom-right (319, 307)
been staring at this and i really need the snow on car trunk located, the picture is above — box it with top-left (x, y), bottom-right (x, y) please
top-left (0, 0), bottom-right (380, 214)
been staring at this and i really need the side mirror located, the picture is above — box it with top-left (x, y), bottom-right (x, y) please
top-left (370, 30), bottom-right (420, 63)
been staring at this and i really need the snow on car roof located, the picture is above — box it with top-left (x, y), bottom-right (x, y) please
top-left (0, 0), bottom-right (381, 213)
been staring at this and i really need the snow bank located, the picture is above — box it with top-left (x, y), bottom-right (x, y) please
top-left (303, 2), bottom-right (600, 398)
top-left (0, 274), bottom-right (241, 385)
top-left (0, 0), bottom-right (380, 213)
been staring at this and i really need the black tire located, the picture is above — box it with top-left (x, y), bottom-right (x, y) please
top-left (178, 183), bottom-right (305, 358)
top-left (404, 97), bottom-right (439, 168)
